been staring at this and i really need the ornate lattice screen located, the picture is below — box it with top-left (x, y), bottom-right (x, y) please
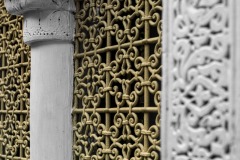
top-left (0, 1), bottom-right (30, 159)
top-left (73, 0), bottom-right (162, 159)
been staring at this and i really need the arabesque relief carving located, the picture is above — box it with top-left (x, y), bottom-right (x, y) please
top-left (163, 0), bottom-right (233, 159)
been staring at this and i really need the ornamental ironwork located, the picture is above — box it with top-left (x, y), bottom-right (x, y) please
top-left (0, 0), bottom-right (30, 159)
top-left (73, 0), bottom-right (162, 159)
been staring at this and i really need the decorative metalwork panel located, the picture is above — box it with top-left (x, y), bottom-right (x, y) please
top-left (162, 0), bottom-right (233, 160)
top-left (73, 0), bottom-right (162, 159)
top-left (0, 1), bottom-right (30, 159)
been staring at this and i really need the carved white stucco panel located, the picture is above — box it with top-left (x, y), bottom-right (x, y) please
top-left (162, 0), bottom-right (238, 160)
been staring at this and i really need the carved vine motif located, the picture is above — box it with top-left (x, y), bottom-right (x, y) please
top-left (5, 0), bottom-right (75, 15)
top-left (0, 0), bottom-right (30, 159)
top-left (73, 0), bottom-right (162, 159)
top-left (169, 0), bottom-right (232, 159)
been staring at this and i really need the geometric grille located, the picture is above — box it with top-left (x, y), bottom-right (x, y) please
top-left (73, 0), bottom-right (162, 159)
top-left (0, 1), bottom-right (30, 159)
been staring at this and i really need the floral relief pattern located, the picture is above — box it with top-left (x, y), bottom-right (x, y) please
top-left (168, 0), bottom-right (232, 159)
top-left (73, 0), bottom-right (162, 159)
top-left (0, 0), bottom-right (30, 159)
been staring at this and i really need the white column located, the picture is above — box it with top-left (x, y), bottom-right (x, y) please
top-left (4, 1), bottom-right (75, 160)
top-left (162, 0), bottom-right (239, 160)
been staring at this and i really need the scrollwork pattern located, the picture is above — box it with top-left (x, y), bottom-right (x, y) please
top-left (73, 0), bottom-right (162, 159)
top-left (0, 1), bottom-right (30, 159)
top-left (167, 0), bottom-right (232, 159)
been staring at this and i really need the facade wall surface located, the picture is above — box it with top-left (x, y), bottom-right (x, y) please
top-left (2, 0), bottom-right (240, 160)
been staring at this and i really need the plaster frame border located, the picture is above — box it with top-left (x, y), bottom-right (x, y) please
top-left (161, 0), bottom-right (240, 159)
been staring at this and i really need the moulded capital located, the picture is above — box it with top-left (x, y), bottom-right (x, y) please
top-left (4, 0), bottom-right (76, 44)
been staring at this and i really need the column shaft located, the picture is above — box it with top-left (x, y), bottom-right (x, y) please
top-left (30, 41), bottom-right (73, 160)
top-left (4, 1), bottom-right (75, 159)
